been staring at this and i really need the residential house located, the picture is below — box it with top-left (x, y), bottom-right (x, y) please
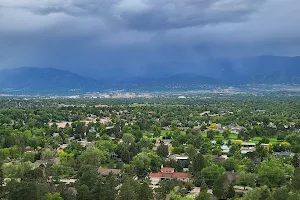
top-left (161, 139), bottom-right (172, 147)
top-left (222, 143), bottom-right (256, 155)
top-left (241, 142), bottom-right (256, 154)
top-left (215, 155), bottom-right (227, 162)
top-left (221, 145), bottom-right (230, 155)
top-left (57, 144), bottom-right (68, 150)
top-left (227, 124), bottom-right (245, 134)
top-left (273, 152), bottom-right (294, 157)
top-left (169, 154), bottom-right (189, 161)
top-left (60, 178), bottom-right (77, 185)
top-left (168, 154), bottom-right (190, 171)
top-left (200, 111), bottom-right (210, 116)
top-left (149, 167), bottom-right (190, 185)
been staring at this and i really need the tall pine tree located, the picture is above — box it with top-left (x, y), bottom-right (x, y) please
top-left (119, 177), bottom-right (137, 200)
top-left (212, 174), bottom-right (229, 199)
top-left (136, 181), bottom-right (153, 200)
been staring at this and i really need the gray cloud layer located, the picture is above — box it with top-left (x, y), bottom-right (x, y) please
top-left (0, 0), bottom-right (300, 77)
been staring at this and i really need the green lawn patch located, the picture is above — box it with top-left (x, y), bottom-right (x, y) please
top-left (229, 134), bottom-right (238, 140)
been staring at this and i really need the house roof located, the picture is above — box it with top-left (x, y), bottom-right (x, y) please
top-left (149, 172), bottom-right (189, 179)
top-left (175, 156), bottom-right (189, 160)
top-left (162, 173), bottom-right (174, 178)
top-left (241, 142), bottom-right (256, 146)
top-left (60, 179), bottom-right (77, 184)
top-left (172, 172), bottom-right (189, 179)
top-left (149, 173), bottom-right (163, 178)
top-left (25, 146), bottom-right (31, 151)
top-left (241, 149), bottom-right (256, 154)
top-left (98, 168), bottom-right (121, 175)
top-left (221, 145), bottom-right (230, 150)
top-left (226, 172), bottom-right (239, 181)
top-left (273, 152), bottom-right (292, 156)
top-left (170, 154), bottom-right (189, 160)
top-left (48, 122), bottom-right (71, 128)
top-left (161, 167), bottom-right (174, 171)
top-left (215, 156), bottom-right (225, 162)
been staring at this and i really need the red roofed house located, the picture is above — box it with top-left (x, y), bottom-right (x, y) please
top-left (149, 167), bottom-right (190, 185)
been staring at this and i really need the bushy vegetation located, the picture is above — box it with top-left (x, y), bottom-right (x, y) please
top-left (1, 94), bottom-right (300, 199)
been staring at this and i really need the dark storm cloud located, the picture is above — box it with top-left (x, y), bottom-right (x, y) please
top-left (119, 0), bottom-right (265, 31)
top-left (0, 0), bottom-right (300, 77)
top-left (0, 0), bottom-right (266, 35)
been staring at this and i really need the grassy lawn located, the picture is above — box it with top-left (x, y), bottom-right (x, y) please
top-left (200, 132), bottom-right (281, 145)
top-left (269, 137), bottom-right (280, 143)
top-left (251, 136), bottom-right (262, 141)
top-left (215, 134), bottom-right (223, 139)
top-left (229, 134), bottom-right (238, 140)
top-left (205, 133), bottom-right (238, 141)
top-left (250, 136), bottom-right (280, 144)
top-left (161, 130), bottom-right (169, 137)
top-left (159, 130), bottom-right (281, 144)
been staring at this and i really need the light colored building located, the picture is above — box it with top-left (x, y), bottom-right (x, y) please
top-left (227, 124), bottom-right (245, 134)
top-left (241, 142), bottom-right (256, 147)
top-left (200, 111), bottom-right (211, 116)
top-left (241, 142), bottom-right (256, 154)
top-left (60, 178), bottom-right (77, 185)
top-left (169, 154), bottom-right (189, 161)
top-left (221, 145), bottom-right (230, 154)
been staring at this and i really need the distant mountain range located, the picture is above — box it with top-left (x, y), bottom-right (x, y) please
top-left (1, 56), bottom-right (300, 93)
top-left (232, 56), bottom-right (300, 84)
top-left (0, 67), bottom-right (102, 93)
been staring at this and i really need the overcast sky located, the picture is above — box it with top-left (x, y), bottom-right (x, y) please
top-left (0, 0), bottom-right (300, 78)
